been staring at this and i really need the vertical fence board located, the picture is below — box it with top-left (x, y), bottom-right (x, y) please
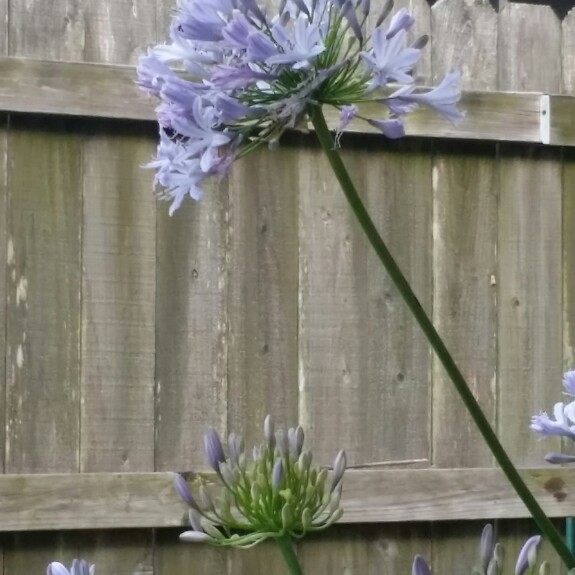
top-left (224, 147), bottom-right (299, 574)
top-left (563, 10), bottom-right (575, 94)
top-left (80, 124), bottom-right (156, 474)
top-left (227, 148), bottom-right (299, 439)
top-left (431, 144), bottom-right (497, 470)
top-left (154, 185), bottom-right (230, 573)
top-left (0, 114), bottom-right (6, 575)
top-left (3, 118), bottom-right (82, 573)
top-left (498, 6), bottom-right (563, 571)
top-left (431, 0), bottom-right (497, 89)
top-left (299, 137), bottom-right (432, 572)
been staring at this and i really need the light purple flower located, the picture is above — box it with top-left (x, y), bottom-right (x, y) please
top-left (331, 450), bottom-right (347, 490)
top-left (177, 0), bottom-right (233, 41)
top-left (368, 117), bottom-right (405, 139)
top-left (47, 560), bottom-right (95, 575)
top-left (386, 8), bottom-right (415, 39)
top-left (248, 31), bottom-right (279, 61)
top-left (412, 555), bottom-right (432, 575)
top-left (530, 402), bottom-right (575, 441)
top-left (268, 16), bottom-right (325, 69)
top-left (480, 524), bottom-right (494, 571)
top-left (563, 370), bottom-right (575, 396)
top-left (204, 428), bottom-right (227, 472)
top-left (544, 452), bottom-right (575, 464)
top-left (335, 104), bottom-right (357, 145)
top-left (392, 72), bottom-right (464, 122)
top-left (515, 535), bottom-right (541, 575)
top-left (361, 28), bottom-right (421, 88)
top-left (173, 473), bottom-right (197, 508)
top-left (136, 53), bottom-right (173, 96)
top-left (222, 11), bottom-right (252, 49)
top-left (210, 65), bottom-right (276, 90)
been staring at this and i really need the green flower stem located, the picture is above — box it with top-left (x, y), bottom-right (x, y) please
top-left (275, 534), bottom-right (304, 575)
top-left (308, 104), bottom-right (575, 570)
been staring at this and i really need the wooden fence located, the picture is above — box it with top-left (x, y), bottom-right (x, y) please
top-left (2, 0), bottom-right (575, 573)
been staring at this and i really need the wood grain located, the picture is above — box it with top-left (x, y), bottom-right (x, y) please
top-left (80, 122), bottom-right (156, 473)
top-left (0, 58), bottom-right (557, 144)
top-left (431, 143), bottom-right (498, 469)
top-left (497, 6), bottom-right (563, 572)
top-left (563, 9), bottom-right (575, 94)
top-left (298, 135), bottom-right (432, 570)
top-left (226, 147), bottom-right (299, 442)
top-left (5, 117), bottom-right (82, 474)
top-left (0, 468), bottom-right (574, 531)
top-left (431, 0), bottom-right (497, 90)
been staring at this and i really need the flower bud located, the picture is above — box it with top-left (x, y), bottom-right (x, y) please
top-left (480, 524), bottom-right (494, 571)
top-left (204, 428), bottom-right (226, 473)
top-left (412, 555), bottom-right (432, 575)
top-left (179, 530), bottom-right (211, 543)
top-left (188, 508), bottom-right (204, 532)
top-left (272, 458), bottom-right (284, 492)
top-left (281, 502), bottom-right (294, 529)
top-left (264, 415), bottom-right (275, 450)
top-left (302, 507), bottom-right (312, 530)
top-left (219, 462), bottom-right (237, 488)
top-left (539, 561), bottom-right (550, 575)
top-left (375, 0), bottom-right (394, 28)
top-left (202, 521), bottom-right (225, 540)
top-left (331, 450), bottom-right (346, 490)
top-left (288, 426), bottom-right (305, 456)
top-left (173, 473), bottom-right (197, 509)
top-left (515, 535), bottom-right (541, 575)
top-left (198, 484), bottom-right (214, 511)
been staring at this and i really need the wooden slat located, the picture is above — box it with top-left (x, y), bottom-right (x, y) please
top-left (0, 468), bottom-right (575, 531)
top-left (80, 124), bottom-right (156, 473)
top-left (0, 57), bottom-right (563, 145)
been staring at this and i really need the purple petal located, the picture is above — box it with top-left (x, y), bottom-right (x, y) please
top-left (386, 8), bottom-right (415, 39)
top-left (368, 117), bottom-right (405, 139)
top-left (173, 473), bottom-right (196, 508)
top-left (272, 458), bottom-right (284, 492)
top-left (412, 555), bottom-right (432, 575)
top-left (47, 563), bottom-right (71, 575)
top-left (480, 524), bottom-right (494, 570)
top-left (544, 452), bottom-right (575, 464)
top-left (204, 428), bottom-right (226, 472)
top-left (563, 370), bottom-right (575, 396)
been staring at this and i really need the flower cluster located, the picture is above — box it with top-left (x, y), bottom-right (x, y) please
top-left (531, 370), bottom-right (575, 464)
top-left (173, 415), bottom-right (346, 547)
top-left (46, 560), bottom-right (95, 575)
top-left (412, 525), bottom-right (544, 575)
top-left (137, 0), bottom-right (462, 214)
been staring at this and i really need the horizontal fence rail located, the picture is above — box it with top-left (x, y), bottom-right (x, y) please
top-left (0, 57), bottom-right (574, 145)
top-left (1, 468), bottom-right (574, 532)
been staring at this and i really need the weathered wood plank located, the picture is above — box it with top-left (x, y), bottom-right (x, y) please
top-left (563, 9), bottom-right (575, 94)
top-left (0, 113), bottom-right (6, 575)
top-left (298, 135), bottom-right (432, 570)
top-left (298, 137), bottom-right (432, 465)
top-left (431, 0), bottom-right (497, 90)
top-left (5, 117), bottom-right (82, 473)
top-left (155, 182), bottom-right (229, 472)
top-left (497, 5), bottom-right (563, 572)
top-left (226, 147), bottom-right (299, 442)
top-left (0, 58), bottom-right (550, 144)
top-left (80, 123), bottom-right (156, 472)
top-left (0, 468), bottom-right (574, 531)
top-left (431, 142), bottom-right (497, 469)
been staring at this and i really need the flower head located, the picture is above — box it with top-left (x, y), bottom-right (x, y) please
top-left (174, 416), bottom-right (346, 548)
top-left (138, 0), bottom-right (462, 212)
top-left (46, 560), bottom-right (95, 575)
top-left (530, 402), bottom-right (575, 441)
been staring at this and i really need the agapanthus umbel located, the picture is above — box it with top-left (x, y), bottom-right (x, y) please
top-left (531, 370), bottom-right (575, 464)
top-left (137, 0), bottom-right (462, 214)
top-left (173, 415), bottom-right (346, 547)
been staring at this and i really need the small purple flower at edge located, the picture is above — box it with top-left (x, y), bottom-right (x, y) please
top-left (47, 560), bottom-right (95, 575)
top-left (204, 428), bottom-right (226, 473)
top-left (563, 370), bottom-right (575, 396)
top-left (530, 402), bottom-right (575, 441)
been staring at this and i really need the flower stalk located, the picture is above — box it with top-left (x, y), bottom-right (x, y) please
top-left (275, 534), bottom-right (304, 575)
top-left (307, 103), bottom-right (575, 571)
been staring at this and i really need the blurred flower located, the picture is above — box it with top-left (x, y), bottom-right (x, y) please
top-left (515, 535), bottom-right (541, 575)
top-left (174, 415), bottom-right (346, 548)
top-left (46, 560), bottom-right (95, 575)
top-left (138, 0), bottom-right (462, 213)
top-left (564, 370), bottom-right (575, 396)
top-left (531, 402), bottom-right (575, 441)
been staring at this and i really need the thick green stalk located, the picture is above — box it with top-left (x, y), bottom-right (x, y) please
top-left (275, 534), bottom-right (304, 575)
top-left (308, 104), bottom-right (575, 570)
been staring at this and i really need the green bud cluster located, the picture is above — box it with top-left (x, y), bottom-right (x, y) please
top-left (175, 415), bottom-right (346, 548)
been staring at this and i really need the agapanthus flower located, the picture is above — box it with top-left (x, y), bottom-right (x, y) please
top-left (46, 560), bottom-right (95, 575)
top-left (173, 415), bottom-right (346, 548)
top-left (138, 0), bottom-right (462, 213)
